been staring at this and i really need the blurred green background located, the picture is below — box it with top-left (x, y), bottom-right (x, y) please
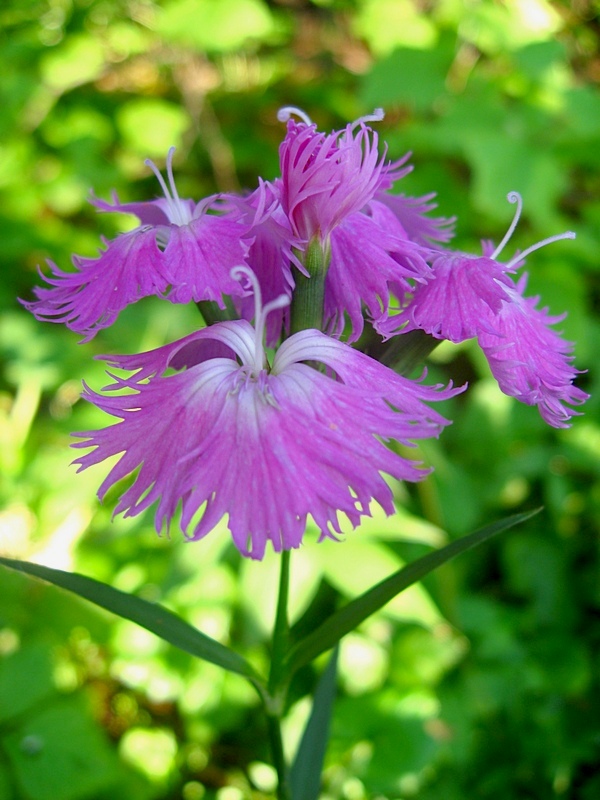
top-left (1, 0), bottom-right (599, 798)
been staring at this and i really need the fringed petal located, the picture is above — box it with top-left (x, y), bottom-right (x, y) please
top-left (74, 324), bottom-right (460, 559)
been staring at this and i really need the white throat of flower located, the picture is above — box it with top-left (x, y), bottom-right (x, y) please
top-left (144, 147), bottom-right (192, 227)
top-left (492, 191), bottom-right (575, 268)
top-left (231, 266), bottom-right (290, 376)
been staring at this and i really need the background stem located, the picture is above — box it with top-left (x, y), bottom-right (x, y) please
top-left (267, 550), bottom-right (292, 797)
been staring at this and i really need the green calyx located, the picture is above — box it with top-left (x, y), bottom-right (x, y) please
top-left (290, 236), bottom-right (331, 334)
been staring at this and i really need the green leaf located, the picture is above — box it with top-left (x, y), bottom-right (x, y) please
top-left (285, 509), bottom-right (541, 674)
top-left (0, 759), bottom-right (14, 800)
top-left (2, 699), bottom-right (119, 800)
top-left (0, 557), bottom-right (263, 688)
top-left (157, 0), bottom-right (275, 53)
top-left (360, 43), bottom-right (453, 111)
top-left (116, 99), bottom-right (190, 157)
top-left (0, 643), bottom-right (56, 724)
top-left (290, 647), bottom-right (338, 800)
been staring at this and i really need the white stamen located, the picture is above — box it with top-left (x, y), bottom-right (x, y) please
top-left (277, 106), bottom-right (313, 126)
top-left (165, 147), bottom-right (186, 220)
top-left (350, 108), bottom-right (385, 131)
top-left (491, 191), bottom-right (576, 269)
top-left (505, 231), bottom-right (576, 270)
top-left (144, 147), bottom-right (191, 226)
top-left (491, 191), bottom-right (523, 260)
top-left (231, 266), bottom-right (290, 375)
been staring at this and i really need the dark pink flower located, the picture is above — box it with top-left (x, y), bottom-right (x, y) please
top-left (277, 107), bottom-right (388, 243)
top-left (277, 109), bottom-right (440, 340)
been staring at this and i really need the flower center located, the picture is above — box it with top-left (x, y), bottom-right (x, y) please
top-left (144, 146), bottom-right (193, 227)
top-left (492, 191), bottom-right (575, 269)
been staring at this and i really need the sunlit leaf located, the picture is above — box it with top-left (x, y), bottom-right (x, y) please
top-left (40, 34), bottom-right (105, 91)
top-left (116, 99), bottom-right (190, 157)
top-left (157, 0), bottom-right (274, 52)
top-left (286, 510), bottom-right (542, 674)
top-left (0, 557), bottom-right (263, 688)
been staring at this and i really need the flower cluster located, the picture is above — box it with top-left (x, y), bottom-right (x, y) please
top-left (23, 109), bottom-right (588, 558)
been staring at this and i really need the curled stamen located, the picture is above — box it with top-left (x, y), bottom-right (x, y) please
top-left (489, 191), bottom-right (576, 268)
top-left (144, 147), bottom-right (191, 226)
top-left (505, 231), bottom-right (576, 271)
top-left (277, 106), bottom-right (313, 126)
top-left (350, 108), bottom-right (385, 131)
top-left (491, 191), bottom-right (523, 260)
top-left (231, 266), bottom-right (290, 374)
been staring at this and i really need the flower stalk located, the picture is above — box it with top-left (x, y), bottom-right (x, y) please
top-left (290, 237), bottom-right (330, 334)
top-left (267, 549), bottom-right (292, 798)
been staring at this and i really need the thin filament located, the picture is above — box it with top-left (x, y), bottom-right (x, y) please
top-left (277, 106), bottom-right (313, 126)
top-left (491, 191), bottom-right (523, 260)
top-left (505, 231), bottom-right (576, 270)
top-left (144, 147), bottom-right (190, 226)
top-left (231, 266), bottom-right (290, 374)
top-left (350, 108), bottom-right (385, 131)
top-left (165, 147), bottom-right (186, 222)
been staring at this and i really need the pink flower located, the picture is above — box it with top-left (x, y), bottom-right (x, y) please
top-left (325, 200), bottom-right (431, 338)
top-left (22, 148), bottom-right (250, 340)
top-left (378, 192), bottom-right (588, 427)
top-left (477, 273), bottom-right (589, 428)
top-left (277, 107), bottom-right (388, 243)
top-left (276, 109), bottom-right (439, 340)
top-left (73, 268), bottom-right (461, 559)
top-left (380, 250), bottom-right (514, 343)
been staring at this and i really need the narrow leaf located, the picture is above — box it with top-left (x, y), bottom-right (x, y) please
top-left (286, 509), bottom-right (541, 674)
top-left (290, 647), bottom-right (338, 800)
top-left (0, 556), bottom-right (262, 686)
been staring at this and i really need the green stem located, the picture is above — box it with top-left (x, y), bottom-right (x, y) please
top-left (269, 549), bottom-right (291, 691)
top-left (195, 297), bottom-right (237, 325)
top-left (267, 713), bottom-right (292, 800)
top-left (266, 549), bottom-right (292, 798)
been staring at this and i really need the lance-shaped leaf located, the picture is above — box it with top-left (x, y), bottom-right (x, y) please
top-left (290, 646), bottom-right (338, 800)
top-left (285, 509), bottom-right (541, 675)
top-left (0, 556), bottom-right (263, 688)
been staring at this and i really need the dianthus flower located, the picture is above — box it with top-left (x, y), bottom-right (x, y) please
top-left (377, 192), bottom-right (589, 427)
top-left (277, 106), bottom-right (388, 243)
top-left (73, 267), bottom-right (461, 559)
top-left (23, 148), bottom-right (250, 340)
top-left (276, 108), bottom-right (451, 340)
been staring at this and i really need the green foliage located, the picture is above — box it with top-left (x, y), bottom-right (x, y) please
top-left (1, 0), bottom-right (599, 797)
